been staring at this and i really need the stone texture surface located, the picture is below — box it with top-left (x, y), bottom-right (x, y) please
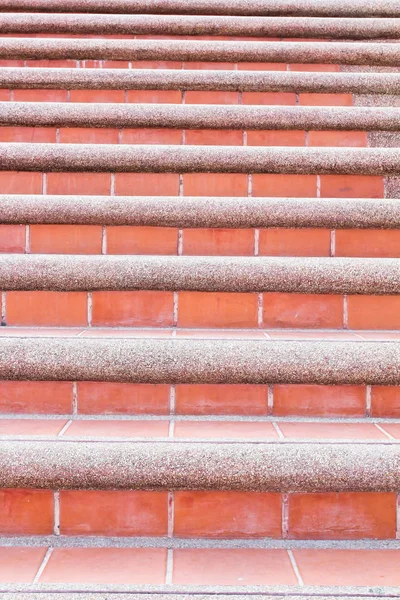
top-left (0, 143), bottom-right (399, 174)
top-left (1, 39), bottom-right (400, 66)
top-left (1, 195), bottom-right (399, 228)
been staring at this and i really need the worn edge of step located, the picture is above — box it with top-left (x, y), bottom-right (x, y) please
top-left (0, 144), bottom-right (399, 174)
top-left (2, 254), bottom-right (400, 294)
top-left (0, 0), bottom-right (398, 17)
top-left (1, 14), bottom-right (400, 39)
top-left (1, 337), bottom-right (400, 385)
top-left (4, 102), bottom-right (400, 132)
top-left (0, 437), bottom-right (399, 491)
top-left (1, 68), bottom-right (399, 95)
top-left (2, 195), bottom-right (400, 228)
top-left (1, 39), bottom-right (400, 66)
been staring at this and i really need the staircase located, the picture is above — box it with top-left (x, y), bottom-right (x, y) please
top-left (0, 1), bottom-right (400, 598)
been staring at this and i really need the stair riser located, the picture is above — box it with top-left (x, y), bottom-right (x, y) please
top-left (0, 488), bottom-right (397, 540)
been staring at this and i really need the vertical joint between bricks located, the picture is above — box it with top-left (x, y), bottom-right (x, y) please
top-left (257, 293), bottom-right (263, 328)
top-left (53, 491), bottom-right (60, 536)
top-left (330, 230), bottom-right (336, 257)
top-left (25, 224), bottom-right (30, 254)
top-left (316, 174), bottom-right (321, 198)
top-left (267, 385), bottom-right (274, 416)
top-left (282, 493), bottom-right (289, 538)
top-left (169, 384), bottom-right (176, 416)
top-left (1, 291), bottom-right (6, 326)
top-left (165, 548), bottom-right (174, 584)
top-left (72, 382), bottom-right (78, 416)
top-left (168, 491), bottom-right (174, 538)
top-left (366, 385), bottom-right (372, 417)
top-left (343, 295), bottom-right (348, 329)
top-left (87, 292), bottom-right (93, 327)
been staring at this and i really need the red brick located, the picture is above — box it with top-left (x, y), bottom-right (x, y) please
top-left (121, 128), bottom-right (182, 144)
top-left (288, 493), bottom-right (396, 539)
top-left (60, 490), bottom-right (168, 536)
top-left (308, 131), bottom-right (367, 147)
top-left (115, 173), bottom-right (179, 195)
top-left (0, 489), bottom-right (53, 535)
top-left (13, 90), bottom-right (68, 102)
top-left (183, 228), bottom-right (254, 255)
top-left (0, 547), bottom-right (47, 583)
top-left (46, 173), bottom-right (111, 195)
top-left (371, 386), bottom-right (400, 418)
top-left (185, 91), bottom-right (239, 104)
top-left (6, 291), bottom-right (87, 326)
top-left (0, 225), bottom-right (25, 253)
top-left (59, 128), bottom-right (119, 144)
top-left (289, 64), bottom-right (340, 72)
top-left (77, 382), bottom-right (170, 415)
top-left (183, 61), bottom-right (235, 70)
top-left (0, 381), bottom-right (73, 414)
top-left (175, 420), bottom-right (277, 439)
top-left (69, 90), bottom-right (125, 103)
top-left (336, 230), bottom-right (400, 257)
top-left (247, 130), bottom-right (305, 146)
top-left (242, 92), bottom-right (296, 105)
top-left (178, 292), bottom-right (258, 328)
top-left (263, 293), bottom-right (343, 328)
top-left (320, 175), bottom-right (384, 198)
top-left (0, 90), bottom-right (9, 100)
top-left (0, 172), bottom-right (42, 194)
top-left (102, 60), bottom-right (130, 68)
top-left (259, 228), bottom-right (330, 256)
top-left (25, 59), bottom-right (76, 68)
top-left (347, 296), bottom-right (400, 329)
top-left (30, 224), bottom-right (102, 254)
top-left (106, 226), bottom-right (178, 254)
top-left (185, 129), bottom-right (243, 145)
top-left (252, 174), bottom-right (317, 197)
top-left (132, 60), bottom-right (182, 69)
top-left (0, 127), bottom-right (56, 143)
top-left (183, 173), bottom-right (248, 196)
top-left (175, 384), bottom-right (268, 415)
top-left (238, 62), bottom-right (286, 70)
top-left (274, 384), bottom-right (366, 417)
top-left (127, 90), bottom-right (182, 103)
top-left (299, 93), bottom-right (353, 106)
top-left (91, 291), bottom-right (174, 327)
top-left (174, 491), bottom-right (282, 538)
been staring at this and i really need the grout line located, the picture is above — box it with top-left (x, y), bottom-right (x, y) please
top-left (25, 224), bottom-right (30, 254)
top-left (87, 292), bottom-right (93, 327)
top-left (42, 172), bottom-right (47, 195)
top-left (101, 226), bottom-right (107, 255)
top-left (1, 291), bottom-right (6, 326)
top-left (238, 90), bottom-right (243, 105)
top-left (257, 293), bottom-right (263, 327)
top-left (72, 382), bottom-right (78, 415)
top-left (168, 419), bottom-right (175, 438)
top-left (179, 173), bottom-right (184, 196)
top-left (304, 130), bottom-right (309, 147)
top-left (181, 129), bottom-right (186, 145)
top-left (181, 90), bottom-right (186, 105)
top-left (282, 493), bottom-right (289, 538)
top-left (365, 385), bottom-right (372, 418)
top-left (254, 228), bottom-right (260, 256)
top-left (342, 295), bottom-right (348, 329)
top-left (165, 548), bottom-right (174, 585)
top-left (55, 127), bottom-right (60, 143)
top-left (375, 423), bottom-right (395, 440)
top-left (173, 292), bottom-right (179, 326)
top-left (58, 419), bottom-right (73, 437)
top-left (53, 491), bottom-right (60, 536)
top-left (177, 229), bottom-right (183, 255)
top-left (110, 173), bottom-right (116, 196)
top-left (316, 174), bottom-right (321, 198)
top-left (124, 90), bottom-right (128, 103)
top-left (243, 130), bottom-right (247, 146)
top-left (248, 173), bottom-right (253, 197)
top-left (330, 230), bottom-right (336, 257)
top-left (66, 90), bottom-right (71, 102)
top-left (287, 549), bottom-right (304, 586)
top-left (267, 385), bottom-right (274, 416)
top-left (118, 129), bottom-right (122, 143)
top-left (33, 547), bottom-right (53, 584)
top-left (272, 421), bottom-right (285, 439)
top-left (169, 385), bottom-right (176, 416)
top-left (167, 491), bottom-right (174, 538)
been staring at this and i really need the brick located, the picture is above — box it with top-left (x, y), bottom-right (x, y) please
top-left (175, 384), bottom-right (268, 415)
top-left (0, 127), bottom-right (56, 143)
top-left (174, 491), bottom-right (282, 538)
top-left (347, 296), bottom-right (400, 329)
top-left (175, 420), bottom-right (277, 439)
top-left (0, 90), bottom-right (9, 100)
top-left (183, 173), bottom-right (248, 196)
top-left (288, 492), bottom-right (396, 539)
top-left (91, 291), bottom-right (174, 327)
top-left (46, 173), bottom-right (111, 195)
top-left (280, 421), bottom-right (385, 440)
top-left (0, 489), bottom-right (53, 535)
top-left (247, 130), bottom-right (305, 146)
top-left (0, 547), bottom-right (47, 583)
top-left (13, 90), bottom-right (68, 102)
top-left (336, 230), bottom-right (400, 258)
top-left (115, 173), bottom-right (179, 195)
top-left (0, 381), bottom-right (72, 414)
top-left (30, 224), bottom-right (102, 254)
top-left (6, 291), bottom-right (87, 326)
top-left (178, 292), bottom-right (258, 328)
top-left (263, 293), bottom-right (343, 328)
top-left (183, 228), bottom-right (254, 255)
top-left (274, 384), bottom-right (366, 417)
top-left (371, 386), bottom-right (400, 418)
top-left (127, 90), bottom-right (182, 103)
top-left (185, 91), bottom-right (239, 104)
top-left (26, 59), bottom-right (76, 68)
top-left (259, 228), bottom-right (330, 256)
top-left (0, 171), bottom-right (42, 194)
top-left (183, 61), bottom-right (235, 70)
top-left (69, 90), bottom-right (125, 103)
top-left (60, 490), bottom-right (168, 536)
top-left (238, 62), bottom-right (286, 70)
top-left (242, 92), bottom-right (296, 105)
top-left (102, 60), bottom-right (130, 68)
top-left (106, 226), bottom-right (178, 254)
top-left (121, 128), bottom-right (182, 144)
top-left (308, 131), bottom-right (367, 147)
top-left (0, 225), bottom-right (25, 253)
top-left (320, 175), bottom-right (384, 198)
top-left (132, 60), bottom-right (182, 69)
top-left (185, 129), bottom-right (243, 145)
top-left (252, 174), bottom-right (317, 197)
top-left (299, 93), bottom-right (353, 106)
top-left (59, 128), bottom-right (119, 144)
top-left (77, 382), bottom-right (170, 415)
top-left (289, 64), bottom-right (340, 72)
top-left (65, 419), bottom-right (168, 438)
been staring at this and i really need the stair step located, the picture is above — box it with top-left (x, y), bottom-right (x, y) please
top-left (1, 67), bottom-right (398, 95)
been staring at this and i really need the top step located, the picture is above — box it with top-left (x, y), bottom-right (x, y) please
top-left (0, 0), bottom-right (398, 17)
